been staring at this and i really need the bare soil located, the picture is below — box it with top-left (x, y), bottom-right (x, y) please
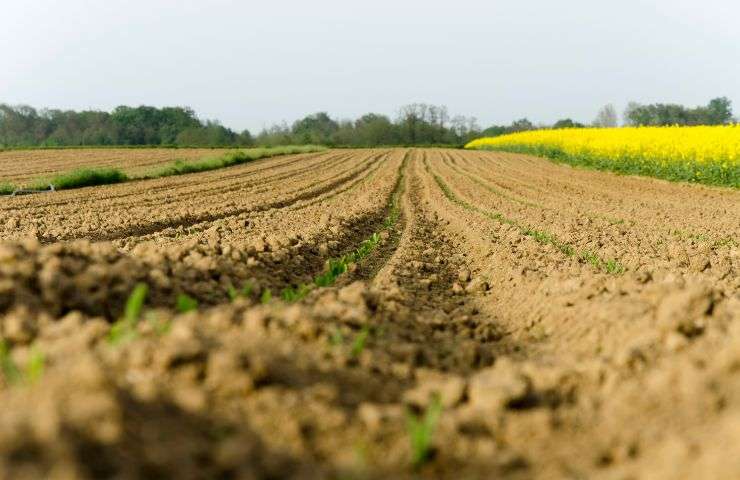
top-left (0, 148), bottom-right (738, 479)
top-left (0, 148), bottom-right (233, 185)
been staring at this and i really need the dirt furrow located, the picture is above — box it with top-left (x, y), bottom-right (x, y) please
top-left (0, 151), bottom-right (404, 319)
top-left (449, 151), bottom-right (740, 256)
top-left (368, 151), bottom-right (502, 373)
top-left (0, 150), bottom-right (337, 211)
top-left (0, 148), bottom-right (738, 480)
top-left (432, 150), bottom-right (739, 286)
top-left (112, 151), bottom-right (390, 248)
top-left (0, 150), bottom-right (348, 216)
top-left (99, 151), bottom-right (384, 244)
top-left (414, 148), bottom-right (740, 478)
top-left (458, 150), bottom-right (740, 236)
top-left (1, 151), bottom-right (382, 242)
top-left (0, 148), bottom-right (234, 183)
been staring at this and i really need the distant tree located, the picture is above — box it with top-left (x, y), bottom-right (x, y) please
top-left (480, 118), bottom-right (537, 137)
top-left (429, 105), bottom-right (450, 142)
top-left (330, 120), bottom-right (357, 145)
top-left (624, 97), bottom-right (733, 126)
top-left (0, 103), bottom-right (249, 147)
top-left (448, 116), bottom-right (480, 143)
top-left (256, 122), bottom-right (293, 147)
top-left (623, 102), bottom-right (645, 126)
top-left (237, 129), bottom-right (254, 147)
top-left (552, 118), bottom-right (585, 129)
top-left (354, 113), bottom-right (396, 146)
top-left (481, 125), bottom-right (507, 137)
top-left (291, 112), bottom-right (339, 144)
top-left (593, 104), bottom-right (618, 127)
top-left (706, 97), bottom-right (733, 125)
top-left (0, 104), bottom-right (40, 145)
top-left (397, 104), bottom-right (424, 144)
top-left (509, 118), bottom-right (535, 132)
top-left (158, 107), bottom-right (202, 144)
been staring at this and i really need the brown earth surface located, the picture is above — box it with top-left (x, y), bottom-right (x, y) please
top-left (0, 148), bottom-right (232, 184)
top-left (0, 148), bottom-right (738, 479)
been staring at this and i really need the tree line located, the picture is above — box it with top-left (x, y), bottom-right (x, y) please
top-left (0, 102), bottom-right (479, 148)
top-left (623, 97), bottom-right (733, 126)
top-left (481, 97), bottom-right (735, 137)
top-left (1, 98), bottom-right (735, 148)
top-left (0, 104), bottom-right (254, 148)
top-left (255, 104), bottom-right (480, 147)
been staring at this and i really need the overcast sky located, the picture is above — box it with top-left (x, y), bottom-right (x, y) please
top-left (2, 0), bottom-right (739, 132)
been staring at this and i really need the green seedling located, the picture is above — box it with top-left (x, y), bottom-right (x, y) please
top-left (124, 283), bottom-right (148, 321)
top-left (350, 326), bottom-right (370, 357)
top-left (352, 441), bottom-right (369, 473)
top-left (329, 328), bottom-right (345, 346)
top-left (260, 288), bottom-right (272, 304)
top-left (0, 341), bottom-right (46, 386)
top-left (176, 293), bottom-right (198, 313)
top-left (407, 395), bottom-right (443, 469)
top-left (313, 235), bottom-right (381, 288)
top-left (25, 347), bottom-right (45, 384)
top-left (314, 269), bottom-right (337, 288)
top-left (306, 158), bottom-right (410, 293)
top-left (281, 284), bottom-right (312, 302)
top-left (228, 281), bottom-right (255, 301)
top-left (0, 340), bottom-right (23, 385)
top-left (108, 282), bottom-right (148, 345)
top-left (580, 250), bottom-right (602, 269)
top-left (714, 237), bottom-right (739, 248)
top-left (605, 259), bottom-right (625, 274)
top-left (227, 285), bottom-right (238, 301)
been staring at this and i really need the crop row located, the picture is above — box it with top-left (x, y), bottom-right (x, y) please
top-left (424, 158), bottom-right (624, 274)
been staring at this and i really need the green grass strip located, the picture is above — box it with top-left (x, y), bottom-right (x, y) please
top-left (35, 167), bottom-right (128, 190)
top-left (469, 144), bottom-right (739, 189)
top-left (138, 145), bottom-right (325, 179)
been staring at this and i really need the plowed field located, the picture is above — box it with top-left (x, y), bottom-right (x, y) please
top-left (0, 148), bottom-right (232, 184)
top-left (0, 148), bottom-right (738, 479)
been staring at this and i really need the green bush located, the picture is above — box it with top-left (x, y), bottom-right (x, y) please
top-left (39, 167), bottom-right (128, 190)
top-left (140, 145), bottom-right (325, 179)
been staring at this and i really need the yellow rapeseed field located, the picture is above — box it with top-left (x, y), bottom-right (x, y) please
top-left (466, 125), bottom-right (740, 188)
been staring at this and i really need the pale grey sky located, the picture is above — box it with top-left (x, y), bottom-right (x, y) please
top-left (2, 0), bottom-right (739, 132)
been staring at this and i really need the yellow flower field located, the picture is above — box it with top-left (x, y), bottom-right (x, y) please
top-left (465, 125), bottom-right (740, 188)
